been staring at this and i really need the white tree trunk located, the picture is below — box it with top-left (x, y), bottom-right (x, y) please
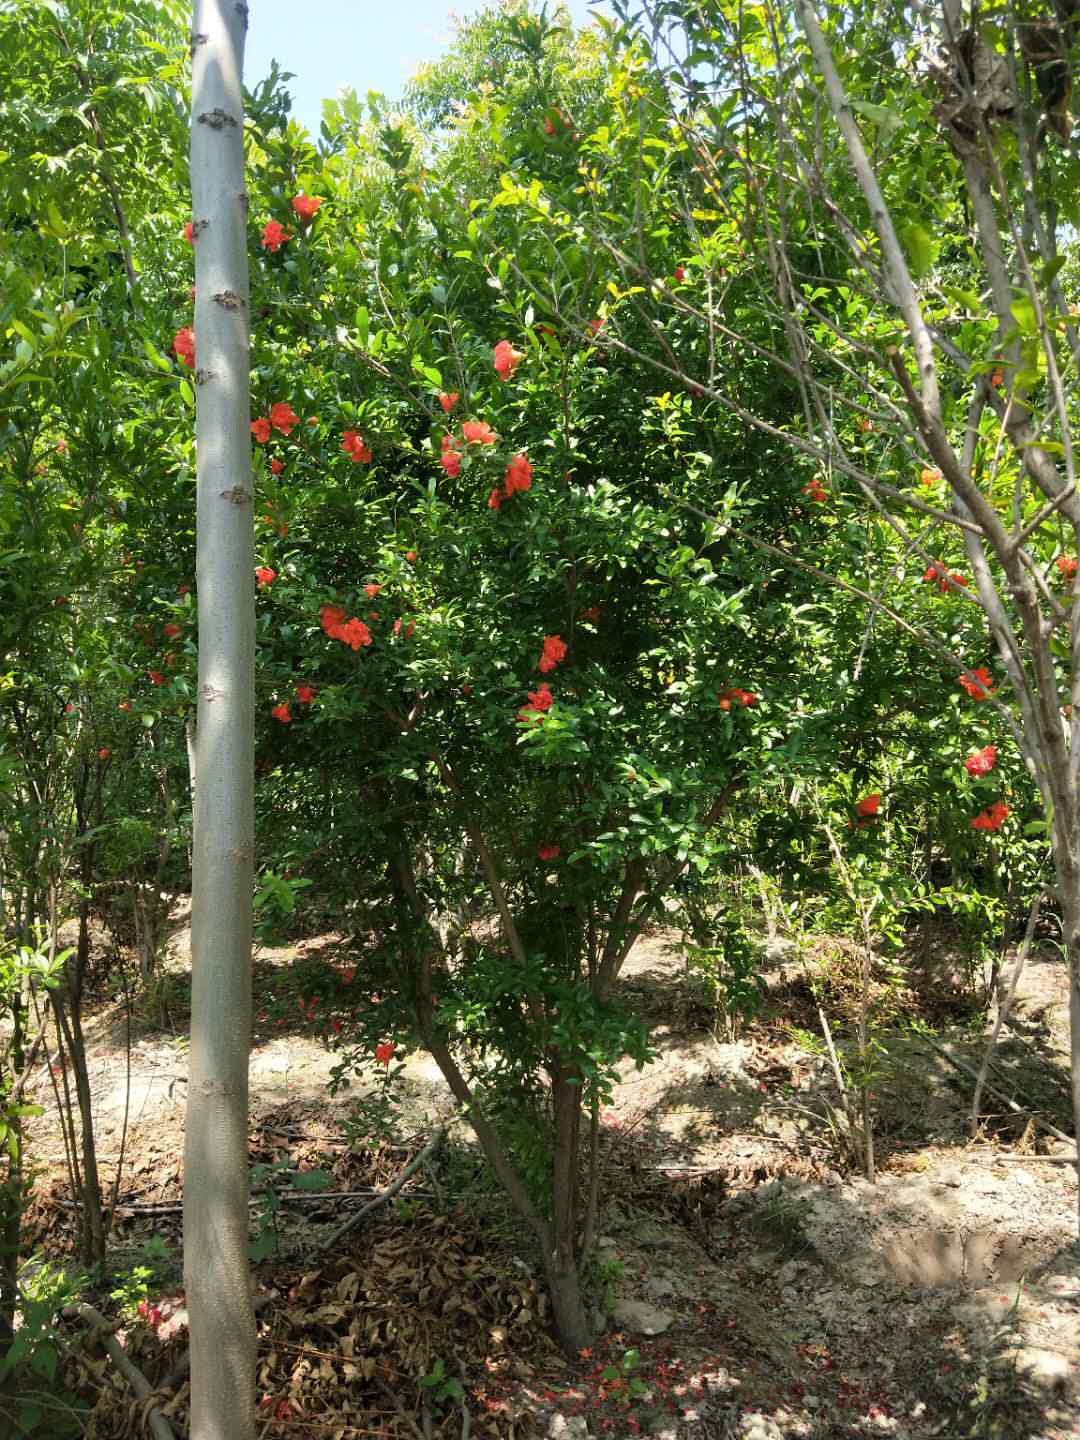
top-left (184, 4), bottom-right (256, 1438)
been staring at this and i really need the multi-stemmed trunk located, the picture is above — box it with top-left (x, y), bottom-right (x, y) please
top-left (546, 1069), bottom-right (593, 1353)
top-left (183, 3), bottom-right (256, 1437)
top-left (1051, 831), bottom-right (1080, 1231)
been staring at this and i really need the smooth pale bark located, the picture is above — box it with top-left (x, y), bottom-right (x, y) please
top-left (183, 3), bottom-right (256, 1438)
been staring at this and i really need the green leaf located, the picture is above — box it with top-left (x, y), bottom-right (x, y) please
top-left (1010, 298), bottom-right (1036, 335)
top-left (248, 1229), bottom-right (277, 1261)
top-left (901, 224), bottom-right (934, 279)
top-left (16, 1401), bottom-right (43, 1431)
top-left (30, 1342), bottom-right (57, 1382)
top-left (1042, 254), bottom-right (1067, 285)
top-left (290, 1167), bottom-right (332, 1192)
top-left (850, 100), bottom-right (904, 141)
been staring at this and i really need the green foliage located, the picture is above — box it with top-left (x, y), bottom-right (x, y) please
top-left (2, 0), bottom-right (1072, 1360)
top-left (683, 916), bottom-right (767, 1038)
top-left (108, 1233), bottom-right (178, 1318)
top-left (418, 1356), bottom-right (465, 1412)
top-left (1, 1261), bottom-right (87, 1437)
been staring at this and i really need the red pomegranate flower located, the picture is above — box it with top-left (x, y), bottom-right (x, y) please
top-left (493, 340), bottom-right (524, 380)
top-left (965, 745), bottom-right (997, 778)
top-left (261, 220), bottom-right (291, 251)
top-left (336, 618), bottom-right (372, 651)
top-left (538, 634), bottom-right (567, 674)
top-left (341, 430), bottom-right (372, 463)
top-left (251, 417), bottom-right (271, 444)
top-left (272, 703), bottom-right (291, 724)
top-left (321, 604), bottom-right (347, 639)
top-left (269, 402), bottom-right (299, 435)
top-left (538, 844), bottom-right (561, 861)
top-left (462, 420), bottom-right (498, 445)
top-left (296, 683), bottom-right (317, 704)
top-left (855, 793), bottom-right (881, 817)
top-left (172, 327), bottom-right (195, 368)
top-left (255, 567), bottom-right (277, 587)
top-left (375, 1041), bottom-right (394, 1067)
top-left (504, 453), bottom-right (533, 496)
top-left (959, 667), bottom-right (995, 701)
top-left (971, 801), bottom-right (1009, 832)
top-left (522, 683), bottom-right (554, 713)
top-left (291, 194), bottom-right (323, 222)
top-left (438, 392), bottom-right (459, 413)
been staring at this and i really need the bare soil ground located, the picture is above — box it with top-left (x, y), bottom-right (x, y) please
top-left (23, 915), bottom-right (1080, 1440)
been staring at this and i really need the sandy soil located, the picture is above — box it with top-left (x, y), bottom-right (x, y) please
top-left (23, 916), bottom-right (1080, 1440)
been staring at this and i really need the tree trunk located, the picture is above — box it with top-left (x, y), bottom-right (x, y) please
top-left (548, 1068), bottom-right (593, 1353)
top-left (1066, 907), bottom-right (1080, 1234)
top-left (54, 991), bottom-right (106, 1263)
top-left (543, 1246), bottom-right (593, 1355)
top-left (183, 4), bottom-right (256, 1439)
top-left (0, 999), bottom-right (25, 1371)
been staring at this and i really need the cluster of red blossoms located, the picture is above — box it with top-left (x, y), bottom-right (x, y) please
top-left (518, 635), bottom-right (572, 719)
top-left (291, 194), bottom-right (322, 223)
top-left (846, 792), bottom-right (880, 830)
top-left (271, 683), bottom-right (318, 724)
top-left (953, 675), bottom-right (1009, 829)
top-left (972, 801), bottom-right (1009, 832)
top-left (321, 604), bottom-right (372, 652)
top-left (342, 430), bottom-right (372, 463)
top-left (172, 326), bottom-right (195, 368)
top-left (922, 562), bottom-right (968, 593)
top-left (803, 479), bottom-right (828, 504)
top-left (493, 339), bottom-right (524, 380)
top-left (261, 220), bottom-right (291, 251)
top-left (964, 745), bottom-right (997, 778)
top-left (958, 667), bottom-right (995, 701)
top-left (718, 686), bottom-right (756, 710)
top-left (490, 453), bottom-right (533, 510)
top-left (520, 682), bottom-right (553, 719)
top-left (251, 402), bottom-right (299, 444)
top-left (1056, 554), bottom-right (1078, 580)
top-left (538, 634), bottom-right (567, 674)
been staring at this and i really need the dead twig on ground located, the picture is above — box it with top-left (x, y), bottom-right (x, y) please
top-left (972, 889), bottom-right (1046, 1137)
top-left (923, 1034), bottom-right (1074, 1149)
top-left (376, 1378), bottom-right (427, 1440)
top-left (65, 1302), bottom-right (176, 1440)
top-left (315, 1127), bottom-right (447, 1255)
